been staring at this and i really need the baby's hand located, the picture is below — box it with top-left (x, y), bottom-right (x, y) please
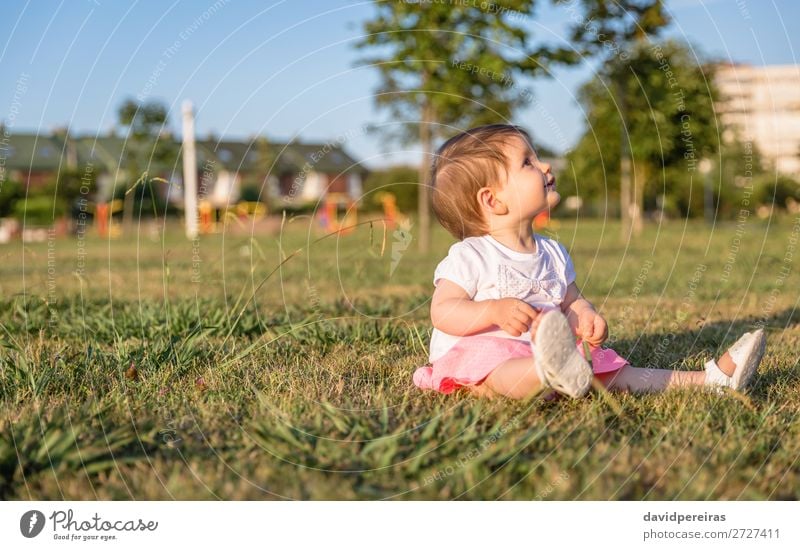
top-left (490, 298), bottom-right (539, 337)
top-left (578, 309), bottom-right (608, 347)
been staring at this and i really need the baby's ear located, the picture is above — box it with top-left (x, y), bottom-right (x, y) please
top-left (477, 186), bottom-right (508, 215)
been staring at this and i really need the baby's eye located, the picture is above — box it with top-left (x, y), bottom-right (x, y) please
top-left (523, 157), bottom-right (532, 167)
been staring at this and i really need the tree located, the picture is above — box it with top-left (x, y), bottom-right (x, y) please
top-left (560, 40), bottom-right (721, 220)
top-left (0, 179), bottom-right (23, 218)
top-left (560, 0), bottom-right (671, 236)
top-left (354, 0), bottom-right (574, 251)
top-left (251, 135), bottom-right (278, 203)
top-left (116, 99), bottom-right (176, 233)
top-left (362, 165), bottom-right (420, 213)
top-left (754, 174), bottom-right (800, 213)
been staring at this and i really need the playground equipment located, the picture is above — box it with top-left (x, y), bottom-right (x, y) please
top-left (95, 199), bottom-right (124, 238)
top-left (235, 200), bottom-right (267, 220)
top-left (198, 199), bottom-right (214, 234)
top-left (317, 192), bottom-right (358, 235)
top-left (374, 191), bottom-right (409, 230)
top-left (197, 199), bottom-right (269, 234)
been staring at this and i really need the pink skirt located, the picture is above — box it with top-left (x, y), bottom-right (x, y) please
top-left (413, 335), bottom-right (629, 395)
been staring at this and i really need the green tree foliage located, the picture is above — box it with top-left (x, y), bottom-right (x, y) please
top-left (559, 40), bottom-right (721, 218)
top-left (355, 0), bottom-right (574, 250)
top-left (0, 179), bottom-right (23, 218)
top-left (754, 174), bottom-right (800, 211)
top-left (240, 136), bottom-right (277, 205)
top-left (559, 0), bottom-right (670, 50)
top-left (362, 165), bottom-right (419, 213)
top-left (703, 138), bottom-right (766, 218)
top-left (30, 167), bottom-right (99, 226)
top-left (116, 98), bottom-right (177, 229)
top-left (12, 195), bottom-right (65, 226)
top-left (559, 0), bottom-right (671, 233)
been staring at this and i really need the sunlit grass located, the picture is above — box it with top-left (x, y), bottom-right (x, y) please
top-left (1, 214), bottom-right (798, 499)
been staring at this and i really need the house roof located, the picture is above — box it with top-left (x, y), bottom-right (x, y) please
top-left (284, 142), bottom-right (366, 174)
top-left (2, 130), bottom-right (368, 177)
top-left (2, 132), bottom-right (68, 171)
top-left (196, 138), bottom-right (368, 176)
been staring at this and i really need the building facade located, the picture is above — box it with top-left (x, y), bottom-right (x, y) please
top-left (715, 63), bottom-right (800, 176)
top-left (1, 130), bottom-right (368, 207)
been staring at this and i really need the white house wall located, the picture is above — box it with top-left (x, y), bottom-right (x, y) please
top-left (347, 173), bottom-right (363, 199)
top-left (300, 171), bottom-right (324, 201)
top-left (211, 170), bottom-right (241, 207)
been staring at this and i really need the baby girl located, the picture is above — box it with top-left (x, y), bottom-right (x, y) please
top-left (413, 124), bottom-right (767, 400)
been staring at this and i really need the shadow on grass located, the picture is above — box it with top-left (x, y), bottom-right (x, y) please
top-left (603, 306), bottom-right (800, 398)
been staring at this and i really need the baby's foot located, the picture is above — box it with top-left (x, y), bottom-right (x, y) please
top-left (704, 328), bottom-right (767, 392)
top-left (533, 310), bottom-right (593, 398)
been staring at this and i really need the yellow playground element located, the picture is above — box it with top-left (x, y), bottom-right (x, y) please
top-left (317, 192), bottom-right (358, 235)
top-left (373, 191), bottom-right (408, 230)
top-left (199, 199), bottom-right (268, 234)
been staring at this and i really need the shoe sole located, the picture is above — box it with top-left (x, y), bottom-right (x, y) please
top-left (731, 329), bottom-right (766, 391)
top-left (534, 311), bottom-right (593, 398)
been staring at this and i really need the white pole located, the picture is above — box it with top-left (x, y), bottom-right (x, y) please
top-left (182, 99), bottom-right (199, 239)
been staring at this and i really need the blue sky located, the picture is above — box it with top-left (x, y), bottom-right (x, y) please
top-left (2, 0), bottom-right (798, 168)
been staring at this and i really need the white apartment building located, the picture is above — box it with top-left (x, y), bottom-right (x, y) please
top-left (715, 63), bottom-right (800, 176)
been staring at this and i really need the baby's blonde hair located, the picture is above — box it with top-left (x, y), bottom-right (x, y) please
top-left (429, 124), bottom-right (533, 240)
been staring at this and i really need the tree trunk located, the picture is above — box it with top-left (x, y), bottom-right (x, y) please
top-left (620, 154), bottom-right (632, 239)
top-left (631, 159), bottom-right (645, 235)
top-left (418, 94), bottom-right (433, 254)
top-left (617, 79), bottom-right (633, 240)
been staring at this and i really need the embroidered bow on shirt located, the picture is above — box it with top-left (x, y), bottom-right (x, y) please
top-left (497, 264), bottom-right (566, 302)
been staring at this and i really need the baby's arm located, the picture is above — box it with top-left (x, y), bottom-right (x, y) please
top-left (560, 282), bottom-right (608, 346)
top-left (431, 279), bottom-right (538, 337)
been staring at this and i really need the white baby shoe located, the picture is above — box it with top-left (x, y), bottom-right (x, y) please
top-left (704, 328), bottom-right (767, 392)
top-left (534, 310), bottom-right (593, 398)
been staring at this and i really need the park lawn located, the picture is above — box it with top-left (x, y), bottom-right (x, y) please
top-left (1, 214), bottom-right (799, 499)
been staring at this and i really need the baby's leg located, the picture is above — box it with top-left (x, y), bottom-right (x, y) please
top-left (594, 365), bottom-right (705, 393)
top-left (477, 357), bottom-right (548, 400)
top-left (595, 343), bottom-right (750, 394)
top-left (474, 311), bottom-right (592, 400)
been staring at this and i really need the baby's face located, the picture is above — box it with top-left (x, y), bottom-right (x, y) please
top-left (494, 135), bottom-right (559, 220)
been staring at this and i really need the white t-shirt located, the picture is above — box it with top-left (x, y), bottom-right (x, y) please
top-left (429, 233), bottom-right (577, 362)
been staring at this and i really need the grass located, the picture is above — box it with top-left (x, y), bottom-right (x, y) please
top-left (1, 212), bottom-right (799, 500)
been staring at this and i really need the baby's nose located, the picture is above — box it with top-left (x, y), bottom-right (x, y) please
top-left (541, 162), bottom-right (552, 173)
